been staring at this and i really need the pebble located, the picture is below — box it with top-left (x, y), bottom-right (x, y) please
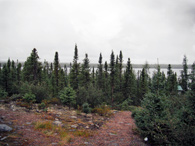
top-left (126, 123), bottom-right (131, 126)
top-left (95, 124), bottom-right (99, 128)
top-left (70, 116), bottom-right (77, 119)
top-left (84, 142), bottom-right (89, 145)
top-left (53, 120), bottom-right (63, 126)
top-left (109, 133), bottom-right (117, 136)
top-left (71, 125), bottom-right (77, 129)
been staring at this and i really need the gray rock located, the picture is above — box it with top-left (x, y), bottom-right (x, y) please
top-left (1, 136), bottom-right (8, 141)
top-left (71, 125), bottom-right (78, 129)
top-left (26, 122), bottom-right (31, 125)
top-left (53, 120), bottom-right (63, 126)
top-left (0, 124), bottom-right (12, 132)
top-left (95, 124), bottom-right (99, 128)
top-left (84, 142), bottom-right (89, 145)
top-left (69, 129), bottom-right (76, 132)
top-left (70, 116), bottom-right (77, 119)
top-left (109, 133), bottom-right (117, 136)
top-left (86, 114), bottom-right (92, 118)
top-left (125, 123), bottom-right (132, 126)
top-left (10, 105), bottom-right (16, 111)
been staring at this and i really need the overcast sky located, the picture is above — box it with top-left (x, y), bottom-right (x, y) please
top-left (0, 0), bottom-right (195, 64)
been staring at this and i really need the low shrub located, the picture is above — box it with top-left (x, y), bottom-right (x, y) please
top-left (120, 98), bottom-right (133, 110)
top-left (0, 88), bottom-right (8, 99)
top-left (59, 87), bottom-right (76, 110)
top-left (19, 82), bottom-right (49, 103)
top-left (92, 104), bottom-right (112, 117)
top-left (48, 97), bottom-right (61, 105)
top-left (10, 94), bottom-right (22, 101)
top-left (82, 103), bottom-right (91, 114)
top-left (128, 105), bottom-right (137, 112)
top-left (38, 102), bottom-right (46, 110)
top-left (23, 93), bottom-right (36, 103)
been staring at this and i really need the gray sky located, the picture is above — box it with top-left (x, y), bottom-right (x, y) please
top-left (0, 0), bottom-right (195, 64)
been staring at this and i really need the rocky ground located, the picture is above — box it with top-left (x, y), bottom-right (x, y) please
top-left (0, 102), bottom-right (147, 146)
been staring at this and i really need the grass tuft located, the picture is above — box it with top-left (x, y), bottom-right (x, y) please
top-left (34, 121), bottom-right (52, 130)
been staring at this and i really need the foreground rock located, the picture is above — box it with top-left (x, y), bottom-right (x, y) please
top-left (0, 124), bottom-right (12, 132)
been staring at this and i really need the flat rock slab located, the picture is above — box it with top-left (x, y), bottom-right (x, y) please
top-left (0, 124), bottom-right (13, 132)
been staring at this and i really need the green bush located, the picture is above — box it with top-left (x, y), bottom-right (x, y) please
top-left (23, 93), bottom-right (36, 103)
top-left (38, 102), bottom-right (46, 109)
top-left (0, 88), bottom-right (8, 99)
top-left (77, 84), bottom-right (104, 108)
top-left (59, 86), bottom-right (76, 109)
top-left (120, 98), bottom-right (133, 110)
top-left (134, 93), bottom-right (195, 145)
top-left (19, 82), bottom-right (49, 103)
top-left (10, 94), bottom-right (22, 101)
top-left (82, 103), bottom-right (91, 114)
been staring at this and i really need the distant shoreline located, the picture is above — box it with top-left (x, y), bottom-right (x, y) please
top-left (0, 61), bottom-right (192, 69)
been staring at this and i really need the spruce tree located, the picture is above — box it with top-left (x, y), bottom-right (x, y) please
top-left (16, 62), bottom-right (22, 85)
top-left (189, 62), bottom-right (195, 90)
top-left (123, 58), bottom-right (136, 103)
top-left (70, 44), bottom-right (80, 90)
top-left (54, 52), bottom-right (60, 96)
top-left (42, 60), bottom-right (50, 85)
top-left (119, 51), bottom-right (123, 91)
top-left (91, 67), bottom-right (95, 86)
top-left (114, 55), bottom-right (123, 103)
top-left (64, 65), bottom-right (68, 87)
top-left (59, 68), bottom-right (65, 91)
top-left (151, 65), bottom-right (166, 95)
top-left (166, 64), bottom-right (177, 95)
top-left (181, 55), bottom-right (188, 91)
top-left (97, 53), bottom-right (103, 89)
top-left (140, 68), bottom-right (149, 101)
top-left (2, 64), bottom-right (8, 93)
top-left (79, 53), bottom-right (90, 87)
top-left (103, 61), bottom-right (110, 102)
top-left (22, 48), bottom-right (42, 84)
top-left (10, 60), bottom-right (17, 94)
top-left (136, 70), bottom-right (141, 105)
top-left (109, 51), bottom-right (115, 106)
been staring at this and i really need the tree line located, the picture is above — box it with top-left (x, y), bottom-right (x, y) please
top-left (0, 45), bottom-right (194, 108)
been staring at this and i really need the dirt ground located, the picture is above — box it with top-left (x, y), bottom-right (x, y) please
top-left (0, 104), bottom-right (147, 146)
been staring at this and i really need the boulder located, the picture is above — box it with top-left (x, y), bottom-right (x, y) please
top-left (0, 124), bottom-right (12, 132)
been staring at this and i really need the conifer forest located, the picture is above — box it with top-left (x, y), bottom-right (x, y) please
top-left (0, 45), bottom-right (195, 145)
